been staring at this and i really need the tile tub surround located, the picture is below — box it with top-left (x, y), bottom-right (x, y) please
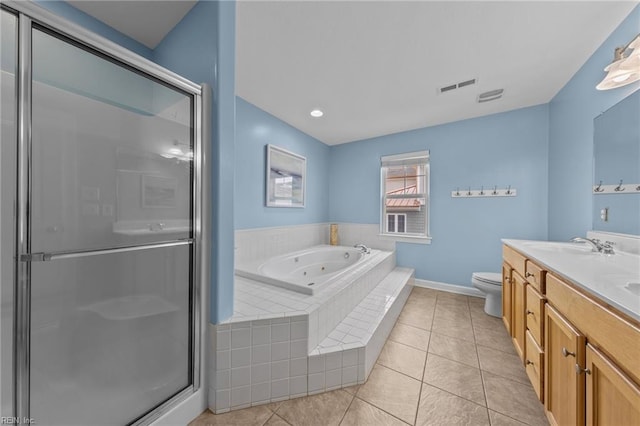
top-left (235, 223), bottom-right (395, 266)
top-left (193, 289), bottom-right (548, 425)
top-left (209, 262), bottom-right (412, 413)
top-left (231, 250), bottom-right (396, 350)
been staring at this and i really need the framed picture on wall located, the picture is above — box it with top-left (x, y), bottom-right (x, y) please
top-left (141, 175), bottom-right (177, 208)
top-left (266, 144), bottom-right (306, 208)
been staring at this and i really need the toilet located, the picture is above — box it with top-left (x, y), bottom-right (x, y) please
top-left (471, 272), bottom-right (503, 317)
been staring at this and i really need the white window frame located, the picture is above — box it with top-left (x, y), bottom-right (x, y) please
top-left (386, 213), bottom-right (407, 234)
top-left (380, 150), bottom-right (431, 244)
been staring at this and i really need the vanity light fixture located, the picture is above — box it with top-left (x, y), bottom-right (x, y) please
top-left (596, 34), bottom-right (640, 90)
top-left (310, 109), bottom-right (324, 118)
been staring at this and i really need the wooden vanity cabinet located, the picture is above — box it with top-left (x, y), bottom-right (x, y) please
top-left (585, 344), bottom-right (640, 426)
top-left (511, 271), bottom-right (527, 361)
top-left (502, 263), bottom-right (512, 334)
top-left (544, 272), bottom-right (640, 426)
top-left (544, 304), bottom-right (585, 426)
top-left (503, 243), bottom-right (640, 425)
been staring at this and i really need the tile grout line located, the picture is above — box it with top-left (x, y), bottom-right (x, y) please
top-left (412, 292), bottom-right (438, 426)
top-left (337, 389), bottom-right (357, 425)
top-left (469, 298), bottom-right (492, 414)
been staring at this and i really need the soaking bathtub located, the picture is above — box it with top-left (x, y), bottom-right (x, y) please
top-left (235, 245), bottom-right (376, 295)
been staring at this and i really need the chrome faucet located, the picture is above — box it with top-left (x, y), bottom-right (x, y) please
top-left (569, 237), bottom-right (615, 254)
top-left (149, 222), bottom-right (165, 231)
top-left (354, 244), bottom-right (371, 254)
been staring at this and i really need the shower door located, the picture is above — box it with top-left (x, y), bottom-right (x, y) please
top-left (5, 6), bottom-right (203, 425)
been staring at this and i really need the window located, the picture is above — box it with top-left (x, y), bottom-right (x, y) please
top-left (380, 151), bottom-right (430, 242)
top-left (386, 213), bottom-right (407, 233)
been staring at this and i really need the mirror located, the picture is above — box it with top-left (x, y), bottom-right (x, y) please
top-left (592, 89), bottom-right (640, 235)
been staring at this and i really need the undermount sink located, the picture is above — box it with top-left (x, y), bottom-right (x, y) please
top-left (519, 241), bottom-right (595, 254)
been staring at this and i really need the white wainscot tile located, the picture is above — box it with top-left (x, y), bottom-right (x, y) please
top-left (252, 363), bottom-right (271, 384)
top-left (216, 329), bottom-right (230, 351)
top-left (251, 325), bottom-right (270, 346)
top-left (342, 349), bottom-right (358, 367)
top-left (308, 372), bottom-right (325, 394)
top-left (216, 350), bottom-right (230, 371)
top-left (271, 378), bottom-right (289, 400)
top-left (290, 320), bottom-right (308, 340)
top-left (231, 327), bottom-right (251, 349)
top-left (325, 368), bottom-right (342, 391)
top-left (289, 357), bottom-right (307, 376)
top-left (325, 351), bottom-right (342, 371)
top-left (290, 375), bottom-right (308, 397)
top-left (215, 390), bottom-right (230, 411)
top-left (271, 341), bottom-right (290, 361)
top-left (231, 348), bottom-right (251, 368)
top-left (216, 369), bottom-right (230, 390)
top-left (271, 359), bottom-right (289, 380)
top-left (342, 365), bottom-right (358, 386)
top-left (290, 339), bottom-right (308, 359)
top-left (271, 322), bottom-right (290, 343)
top-left (231, 386), bottom-right (251, 409)
top-left (251, 344), bottom-right (271, 365)
top-left (231, 366), bottom-right (251, 388)
top-left (308, 354), bottom-right (325, 374)
top-left (251, 382), bottom-right (270, 405)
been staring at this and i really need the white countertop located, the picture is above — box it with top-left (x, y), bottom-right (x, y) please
top-left (502, 239), bottom-right (640, 322)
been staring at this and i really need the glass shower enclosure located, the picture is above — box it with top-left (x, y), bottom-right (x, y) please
top-left (1, 4), bottom-right (205, 425)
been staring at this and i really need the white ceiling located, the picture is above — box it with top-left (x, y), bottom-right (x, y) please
top-left (67, 0), bottom-right (197, 49)
top-left (66, 1), bottom-right (638, 145)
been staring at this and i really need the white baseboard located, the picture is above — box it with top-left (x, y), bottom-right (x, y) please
top-left (414, 278), bottom-right (484, 298)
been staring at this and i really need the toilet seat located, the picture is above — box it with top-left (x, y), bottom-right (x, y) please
top-left (472, 272), bottom-right (502, 286)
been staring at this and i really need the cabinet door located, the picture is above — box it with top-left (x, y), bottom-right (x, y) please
top-left (512, 271), bottom-right (526, 361)
top-left (502, 263), bottom-right (513, 335)
top-left (525, 330), bottom-right (544, 402)
top-left (545, 304), bottom-right (585, 426)
top-left (586, 344), bottom-right (640, 426)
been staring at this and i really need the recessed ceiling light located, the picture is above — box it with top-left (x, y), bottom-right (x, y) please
top-left (310, 109), bottom-right (324, 118)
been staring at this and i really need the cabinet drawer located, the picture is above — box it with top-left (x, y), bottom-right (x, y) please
top-left (525, 260), bottom-right (546, 293)
top-left (526, 284), bottom-right (545, 346)
top-left (546, 273), bottom-right (640, 384)
top-left (503, 245), bottom-right (526, 278)
top-left (525, 330), bottom-right (544, 402)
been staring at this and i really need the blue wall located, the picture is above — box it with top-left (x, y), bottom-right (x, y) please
top-left (330, 105), bottom-right (550, 286)
top-left (154, 0), bottom-right (237, 324)
top-left (235, 98), bottom-right (330, 229)
top-left (548, 5), bottom-right (640, 240)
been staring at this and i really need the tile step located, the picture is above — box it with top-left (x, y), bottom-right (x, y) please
top-left (306, 267), bottom-right (414, 394)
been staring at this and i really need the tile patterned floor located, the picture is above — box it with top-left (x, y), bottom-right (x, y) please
top-left (190, 287), bottom-right (549, 426)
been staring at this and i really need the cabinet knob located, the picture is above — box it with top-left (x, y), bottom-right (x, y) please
top-left (526, 360), bottom-right (534, 366)
top-left (562, 347), bottom-right (576, 358)
top-left (526, 310), bottom-right (534, 315)
top-left (526, 272), bottom-right (535, 278)
top-left (575, 364), bottom-right (591, 375)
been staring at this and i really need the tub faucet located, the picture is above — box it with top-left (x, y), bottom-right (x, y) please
top-left (569, 237), bottom-right (614, 254)
top-left (354, 244), bottom-right (371, 254)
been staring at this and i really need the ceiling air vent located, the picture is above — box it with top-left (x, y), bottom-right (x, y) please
top-left (438, 78), bottom-right (477, 94)
top-left (457, 78), bottom-right (476, 88)
top-left (478, 89), bottom-right (504, 103)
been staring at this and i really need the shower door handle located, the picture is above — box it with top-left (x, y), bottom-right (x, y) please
top-left (18, 239), bottom-right (192, 262)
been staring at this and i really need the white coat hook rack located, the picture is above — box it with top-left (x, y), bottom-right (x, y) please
top-left (593, 179), bottom-right (640, 194)
top-left (451, 185), bottom-right (517, 198)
